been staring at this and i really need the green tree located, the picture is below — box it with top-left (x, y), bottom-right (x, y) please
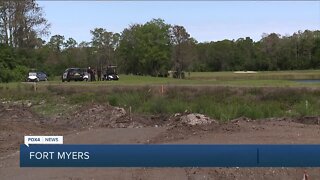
top-left (311, 31), bottom-right (320, 68)
top-left (234, 37), bottom-right (255, 70)
top-left (170, 25), bottom-right (196, 78)
top-left (0, 0), bottom-right (50, 48)
top-left (118, 24), bottom-right (142, 74)
top-left (118, 19), bottom-right (171, 76)
top-left (48, 34), bottom-right (65, 52)
top-left (64, 37), bottom-right (77, 49)
top-left (90, 28), bottom-right (119, 69)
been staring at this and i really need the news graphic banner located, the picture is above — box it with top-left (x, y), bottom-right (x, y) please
top-left (20, 141), bottom-right (320, 167)
top-left (24, 136), bottom-right (63, 147)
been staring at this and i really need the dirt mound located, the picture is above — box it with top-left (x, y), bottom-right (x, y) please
top-left (293, 116), bottom-right (320, 125)
top-left (60, 104), bottom-right (169, 129)
top-left (180, 113), bottom-right (217, 125)
top-left (0, 105), bottom-right (67, 158)
top-left (0, 104), bottom-right (35, 121)
top-left (53, 106), bottom-right (221, 144)
top-left (166, 113), bottom-right (217, 127)
top-left (149, 113), bottom-right (220, 143)
top-left (2, 103), bottom-right (320, 179)
top-left (61, 104), bottom-right (132, 129)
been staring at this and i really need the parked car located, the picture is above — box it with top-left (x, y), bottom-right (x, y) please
top-left (36, 72), bottom-right (48, 81)
top-left (62, 68), bottom-right (85, 82)
top-left (26, 72), bottom-right (48, 82)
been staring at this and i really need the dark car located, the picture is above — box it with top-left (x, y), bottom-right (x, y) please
top-left (37, 72), bottom-right (48, 81)
top-left (26, 72), bottom-right (48, 82)
top-left (62, 68), bottom-right (85, 82)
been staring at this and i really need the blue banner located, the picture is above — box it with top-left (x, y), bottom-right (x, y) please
top-left (20, 144), bottom-right (320, 167)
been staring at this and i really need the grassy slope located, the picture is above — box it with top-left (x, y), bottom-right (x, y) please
top-left (43, 70), bottom-right (320, 87)
top-left (0, 70), bottom-right (320, 121)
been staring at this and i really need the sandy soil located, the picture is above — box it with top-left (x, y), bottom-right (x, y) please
top-left (1, 104), bottom-right (320, 180)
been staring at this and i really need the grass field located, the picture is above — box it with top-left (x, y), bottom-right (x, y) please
top-left (1, 70), bottom-right (320, 121)
top-left (43, 70), bottom-right (320, 87)
top-left (190, 70), bottom-right (320, 79)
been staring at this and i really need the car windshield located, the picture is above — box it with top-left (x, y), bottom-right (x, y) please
top-left (72, 69), bottom-right (81, 73)
top-left (28, 72), bottom-right (37, 76)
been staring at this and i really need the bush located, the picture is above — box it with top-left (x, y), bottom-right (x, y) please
top-left (12, 65), bottom-right (29, 81)
top-left (0, 68), bottom-right (13, 83)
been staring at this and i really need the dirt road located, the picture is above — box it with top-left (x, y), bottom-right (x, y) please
top-left (1, 104), bottom-right (320, 179)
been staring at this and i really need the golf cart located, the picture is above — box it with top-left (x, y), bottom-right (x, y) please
top-left (102, 65), bottom-right (119, 81)
top-left (26, 71), bottom-right (48, 82)
top-left (27, 72), bottom-right (38, 82)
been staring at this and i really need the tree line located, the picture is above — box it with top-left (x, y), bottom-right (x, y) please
top-left (0, 0), bottom-right (320, 82)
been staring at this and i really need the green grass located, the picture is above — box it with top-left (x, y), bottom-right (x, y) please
top-left (189, 70), bottom-right (320, 80)
top-left (43, 70), bottom-right (320, 87)
top-left (32, 103), bottom-right (78, 116)
top-left (100, 87), bottom-right (320, 121)
top-left (1, 70), bottom-right (320, 121)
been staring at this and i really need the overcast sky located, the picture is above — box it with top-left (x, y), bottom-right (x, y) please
top-left (37, 1), bottom-right (320, 43)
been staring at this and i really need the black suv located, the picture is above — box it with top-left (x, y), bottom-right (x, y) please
top-left (62, 68), bottom-right (85, 82)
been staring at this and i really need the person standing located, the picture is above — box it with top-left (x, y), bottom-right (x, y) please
top-left (87, 67), bottom-right (93, 81)
top-left (91, 68), bottom-right (96, 81)
top-left (97, 67), bottom-right (102, 81)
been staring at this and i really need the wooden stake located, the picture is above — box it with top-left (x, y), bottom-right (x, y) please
top-left (33, 82), bottom-right (37, 92)
top-left (161, 85), bottom-right (164, 95)
top-left (129, 106), bottom-right (132, 121)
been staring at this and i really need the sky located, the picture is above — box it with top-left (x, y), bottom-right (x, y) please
top-left (37, 1), bottom-right (320, 43)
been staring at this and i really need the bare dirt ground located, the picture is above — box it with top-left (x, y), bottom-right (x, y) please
top-left (1, 104), bottom-right (320, 180)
